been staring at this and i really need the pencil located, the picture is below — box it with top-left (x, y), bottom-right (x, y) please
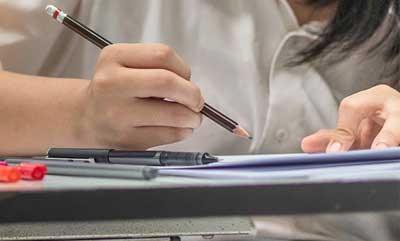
top-left (45, 5), bottom-right (252, 140)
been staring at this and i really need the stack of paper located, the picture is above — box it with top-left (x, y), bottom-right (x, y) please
top-left (158, 148), bottom-right (400, 181)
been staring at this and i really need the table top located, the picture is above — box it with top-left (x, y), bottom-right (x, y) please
top-left (1, 173), bottom-right (400, 223)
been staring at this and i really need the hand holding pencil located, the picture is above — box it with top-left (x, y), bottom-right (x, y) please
top-left (88, 43), bottom-right (207, 149)
top-left (46, 5), bottom-right (251, 149)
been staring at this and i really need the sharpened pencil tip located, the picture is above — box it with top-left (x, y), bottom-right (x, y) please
top-left (233, 126), bottom-right (252, 140)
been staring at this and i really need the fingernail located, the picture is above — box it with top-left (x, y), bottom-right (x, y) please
top-left (327, 141), bottom-right (342, 153)
top-left (374, 142), bottom-right (389, 150)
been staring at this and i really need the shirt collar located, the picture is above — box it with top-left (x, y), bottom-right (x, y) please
top-left (276, 0), bottom-right (326, 37)
top-left (276, 0), bottom-right (300, 32)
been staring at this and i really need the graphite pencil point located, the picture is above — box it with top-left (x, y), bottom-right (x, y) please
top-left (233, 126), bottom-right (252, 140)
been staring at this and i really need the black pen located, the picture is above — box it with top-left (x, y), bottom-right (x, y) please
top-left (48, 148), bottom-right (219, 166)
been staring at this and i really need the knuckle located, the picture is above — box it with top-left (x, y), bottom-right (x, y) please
top-left (192, 84), bottom-right (202, 99)
top-left (152, 44), bottom-right (175, 62)
top-left (96, 45), bottom-right (126, 71)
top-left (374, 84), bottom-right (392, 93)
top-left (191, 85), bottom-right (203, 110)
top-left (92, 72), bottom-right (113, 94)
top-left (99, 44), bottom-right (121, 63)
top-left (377, 85), bottom-right (400, 105)
top-left (339, 97), bottom-right (357, 112)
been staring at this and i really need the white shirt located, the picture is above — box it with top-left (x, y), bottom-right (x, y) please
top-left (0, 0), bottom-right (395, 155)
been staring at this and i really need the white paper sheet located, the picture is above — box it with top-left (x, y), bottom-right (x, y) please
top-left (158, 148), bottom-right (400, 181)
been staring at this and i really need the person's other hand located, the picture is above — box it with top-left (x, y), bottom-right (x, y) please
top-left (302, 85), bottom-right (400, 153)
top-left (78, 43), bottom-right (204, 150)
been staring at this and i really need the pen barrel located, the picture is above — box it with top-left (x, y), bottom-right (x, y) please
top-left (109, 151), bottom-right (161, 166)
top-left (109, 151), bottom-right (211, 166)
top-left (159, 152), bottom-right (206, 166)
top-left (48, 148), bottom-right (111, 163)
top-left (6, 159), bottom-right (157, 180)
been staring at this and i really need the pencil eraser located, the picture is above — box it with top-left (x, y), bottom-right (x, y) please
top-left (0, 161), bottom-right (8, 166)
top-left (0, 166), bottom-right (21, 182)
top-left (17, 163), bottom-right (48, 180)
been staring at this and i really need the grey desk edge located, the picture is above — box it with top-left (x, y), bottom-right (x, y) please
top-left (1, 178), bottom-right (400, 223)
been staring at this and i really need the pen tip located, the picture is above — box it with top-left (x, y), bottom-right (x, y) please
top-left (233, 126), bottom-right (252, 140)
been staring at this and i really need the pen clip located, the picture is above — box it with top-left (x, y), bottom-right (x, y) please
top-left (45, 157), bottom-right (96, 163)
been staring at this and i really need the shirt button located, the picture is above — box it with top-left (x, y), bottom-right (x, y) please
top-left (275, 129), bottom-right (288, 143)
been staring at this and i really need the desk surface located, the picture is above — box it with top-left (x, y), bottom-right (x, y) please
top-left (1, 173), bottom-right (400, 223)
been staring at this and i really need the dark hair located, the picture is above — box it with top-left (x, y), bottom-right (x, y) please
top-left (297, 0), bottom-right (400, 75)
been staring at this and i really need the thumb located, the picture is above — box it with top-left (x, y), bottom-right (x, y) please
top-left (371, 116), bottom-right (400, 149)
top-left (326, 128), bottom-right (356, 153)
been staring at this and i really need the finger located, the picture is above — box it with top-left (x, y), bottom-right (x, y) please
top-left (110, 127), bottom-right (194, 150)
top-left (301, 129), bottom-right (334, 153)
top-left (327, 89), bottom-right (385, 153)
top-left (100, 43), bottom-right (191, 79)
top-left (128, 98), bottom-right (203, 128)
top-left (110, 68), bottom-right (204, 112)
top-left (357, 118), bottom-right (382, 149)
top-left (371, 114), bottom-right (400, 149)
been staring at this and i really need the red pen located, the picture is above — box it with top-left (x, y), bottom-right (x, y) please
top-left (0, 166), bottom-right (21, 182)
top-left (17, 163), bottom-right (48, 180)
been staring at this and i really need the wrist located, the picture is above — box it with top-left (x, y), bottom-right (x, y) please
top-left (67, 79), bottom-right (96, 148)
